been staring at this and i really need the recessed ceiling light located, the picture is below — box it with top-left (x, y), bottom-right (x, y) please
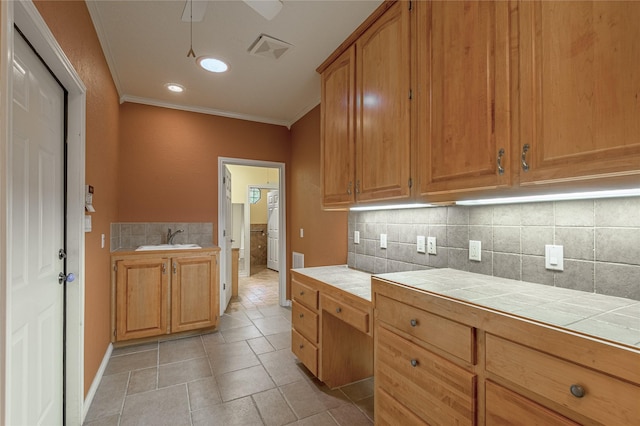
top-left (166, 83), bottom-right (184, 93)
top-left (197, 57), bottom-right (228, 73)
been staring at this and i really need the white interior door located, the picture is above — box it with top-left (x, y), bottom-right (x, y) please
top-left (10, 32), bottom-right (65, 425)
top-left (267, 190), bottom-right (279, 271)
top-left (224, 166), bottom-right (233, 308)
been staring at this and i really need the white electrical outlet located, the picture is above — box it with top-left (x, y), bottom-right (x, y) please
top-left (469, 240), bottom-right (482, 261)
top-left (380, 233), bottom-right (387, 249)
top-left (417, 236), bottom-right (426, 253)
top-left (427, 236), bottom-right (437, 255)
top-left (545, 244), bottom-right (564, 271)
top-left (354, 231), bottom-right (360, 244)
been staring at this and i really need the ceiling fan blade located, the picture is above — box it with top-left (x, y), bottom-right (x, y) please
top-left (243, 0), bottom-right (283, 21)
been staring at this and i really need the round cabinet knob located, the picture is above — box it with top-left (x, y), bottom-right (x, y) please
top-left (410, 319), bottom-right (417, 327)
top-left (300, 291), bottom-right (304, 296)
top-left (336, 307), bottom-right (342, 314)
top-left (299, 344), bottom-right (304, 349)
top-left (410, 359), bottom-right (418, 367)
top-left (299, 313), bottom-right (304, 318)
top-left (570, 384), bottom-right (585, 398)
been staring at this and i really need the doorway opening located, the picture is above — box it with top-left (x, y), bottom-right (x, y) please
top-left (217, 157), bottom-right (287, 315)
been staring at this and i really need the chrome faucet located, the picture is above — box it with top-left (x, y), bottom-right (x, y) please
top-left (167, 228), bottom-right (184, 244)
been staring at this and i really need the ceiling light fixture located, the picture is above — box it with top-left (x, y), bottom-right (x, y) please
top-left (166, 83), bottom-right (184, 93)
top-left (197, 57), bottom-right (228, 73)
top-left (455, 188), bottom-right (640, 206)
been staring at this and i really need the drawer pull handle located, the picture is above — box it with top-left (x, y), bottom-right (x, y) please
top-left (410, 359), bottom-right (418, 367)
top-left (410, 319), bottom-right (417, 327)
top-left (299, 313), bottom-right (304, 318)
top-left (336, 307), bottom-right (342, 314)
top-left (570, 384), bottom-right (585, 398)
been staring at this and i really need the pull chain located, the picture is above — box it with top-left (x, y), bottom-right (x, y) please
top-left (187, 0), bottom-right (196, 58)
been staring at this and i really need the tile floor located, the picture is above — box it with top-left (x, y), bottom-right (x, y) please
top-left (84, 269), bottom-right (374, 426)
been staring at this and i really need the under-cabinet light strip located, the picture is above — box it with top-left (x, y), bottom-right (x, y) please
top-left (350, 203), bottom-right (435, 211)
top-left (456, 188), bottom-right (640, 206)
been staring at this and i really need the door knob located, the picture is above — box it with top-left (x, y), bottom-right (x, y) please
top-left (58, 272), bottom-right (75, 285)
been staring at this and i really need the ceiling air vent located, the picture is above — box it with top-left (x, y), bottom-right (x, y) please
top-left (248, 34), bottom-right (293, 60)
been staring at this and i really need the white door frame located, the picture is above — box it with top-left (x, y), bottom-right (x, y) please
top-left (245, 183), bottom-right (277, 276)
top-left (218, 157), bottom-right (288, 313)
top-left (1, 1), bottom-right (86, 424)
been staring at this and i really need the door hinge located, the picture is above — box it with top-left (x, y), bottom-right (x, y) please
top-left (113, 265), bottom-right (117, 272)
top-left (409, 89), bottom-right (413, 100)
top-left (409, 1), bottom-right (412, 11)
top-left (113, 329), bottom-right (117, 338)
top-left (408, 178), bottom-right (413, 189)
top-left (223, 176), bottom-right (226, 184)
top-left (223, 283), bottom-right (226, 290)
top-left (223, 230), bottom-right (226, 237)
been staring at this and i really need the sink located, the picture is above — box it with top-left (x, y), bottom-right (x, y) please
top-left (135, 244), bottom-right (201, 251)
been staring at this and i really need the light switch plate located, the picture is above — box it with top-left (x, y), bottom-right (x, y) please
top-left (417, 236), bottom-right (426, 253)
top-left (427, 236), bottom-right (437, 255)
top-left (300, 228), bottom-right (304, 238)
top-left (469, 240), bottom-right (481, 261)
top-left (545, 244), bottom-right (564, 271)
top-left (380, 233), bottom-right (387, 249)
top-left (354, 231), bottom-right (360, 244)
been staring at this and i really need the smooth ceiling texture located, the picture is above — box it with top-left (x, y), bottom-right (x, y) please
top-left (86, 0), bottom-right (383, 127)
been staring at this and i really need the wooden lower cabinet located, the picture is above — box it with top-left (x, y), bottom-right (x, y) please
top-left (112, 248), bottom-right (220, 342)
top-left (372, 276), bottom-right (640, 426)
top-left (115, 257), bottom-right (169, 341)
top-left (290, 270), bottom-right (372, 389)
top-left (485, 381), bottom-right (579, 426)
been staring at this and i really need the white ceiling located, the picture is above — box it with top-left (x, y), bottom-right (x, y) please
top-left (86, 0), bottom-right (383, 127)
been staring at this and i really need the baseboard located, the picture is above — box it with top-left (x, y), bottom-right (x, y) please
top-left (82, 342), bottom-right (113, 422)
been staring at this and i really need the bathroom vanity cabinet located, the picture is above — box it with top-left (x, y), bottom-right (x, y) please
top-left (111, 247), bottom-right (220, 342)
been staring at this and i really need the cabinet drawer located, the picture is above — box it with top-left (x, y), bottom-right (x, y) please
top-left (486, 334), bottom-right (640, 425)
top-left (321, 294), bottom-right (369, 334)
top-left (375, 387), bottom-right (428, 426)
top-left (376, 326), bottom-right (476, 426)
top-left (376, 294), bottom-right (475, 363)
top-left (292, 301), bottom-right (318, 344)
top-left (486, 380), bottom-right (579, 426)
top-left (291, 279), bottom-right (318, 311)
top-left (292, 328), bottom-right (318, 376)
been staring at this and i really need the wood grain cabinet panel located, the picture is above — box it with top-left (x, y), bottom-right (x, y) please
top-left (116, 257), bottom-right (169, 341)
top-left (355, 0), bottom-right (411, 203)
top-left (518, 1), bottom-right (640, 186)
top-left (486, 333), bottom-right (640, 426)
top-left (320, 46), bottom-right (356, 208)
top-left (292, 301), bottom-right (318, 344)
top-left (291, 278), bottom-right (318, 310)
top-left (292, 328), bottom-right (318, 377)
top-left (417, 0), bottom-right (512, 199)
top-left (319, 1), bottom-right (411, 208)
top-left (376, 293), bottom-right (474, 363)
top-left (321, 293), bottom-right (369, 334)
top-left (485, 380), bottom-right (579, 426)
top-left (375, 326), bottom-right (476, 426)
top-left (171, 254), bottom-right (218, 333)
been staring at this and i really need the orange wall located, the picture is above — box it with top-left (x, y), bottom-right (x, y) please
top-left (34, 1), bottom-right (120, 396)
top-left (290, 106), bottom-right (348, 272)
top-left (118, 103), bottom-right (291, 228)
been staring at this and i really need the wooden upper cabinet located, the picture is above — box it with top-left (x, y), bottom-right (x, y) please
top-left (171, 253), bottom-right (218, 333)
top-left (355, 0), bottom-right (411, 203)
top-left (417, 1), bottom-right (512, 199)
top-left (518, 1), bottom-right (640, 186)
top-left (321, 46), bottom-right (355, 208)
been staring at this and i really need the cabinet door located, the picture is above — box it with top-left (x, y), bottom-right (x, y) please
top-left (171, 253), bottom-right (218, 333)
top-left (321, 46), bottom-right (356, 208)
top-left (518, 1), bottom-right (640, 185)
top-left (116, 258), bottom-right (169, 341)
top-left (356, 1), bottom-right (411, 203)
top-left (417, 1), bottom-right (512, 199)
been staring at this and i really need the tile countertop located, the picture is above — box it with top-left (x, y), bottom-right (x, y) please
top-left (291, 266), bottom-right (640, 349)
top-left (291, 265), bottom-right (372, 301)
top-left (377, 268), bottom-right (640, 349)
